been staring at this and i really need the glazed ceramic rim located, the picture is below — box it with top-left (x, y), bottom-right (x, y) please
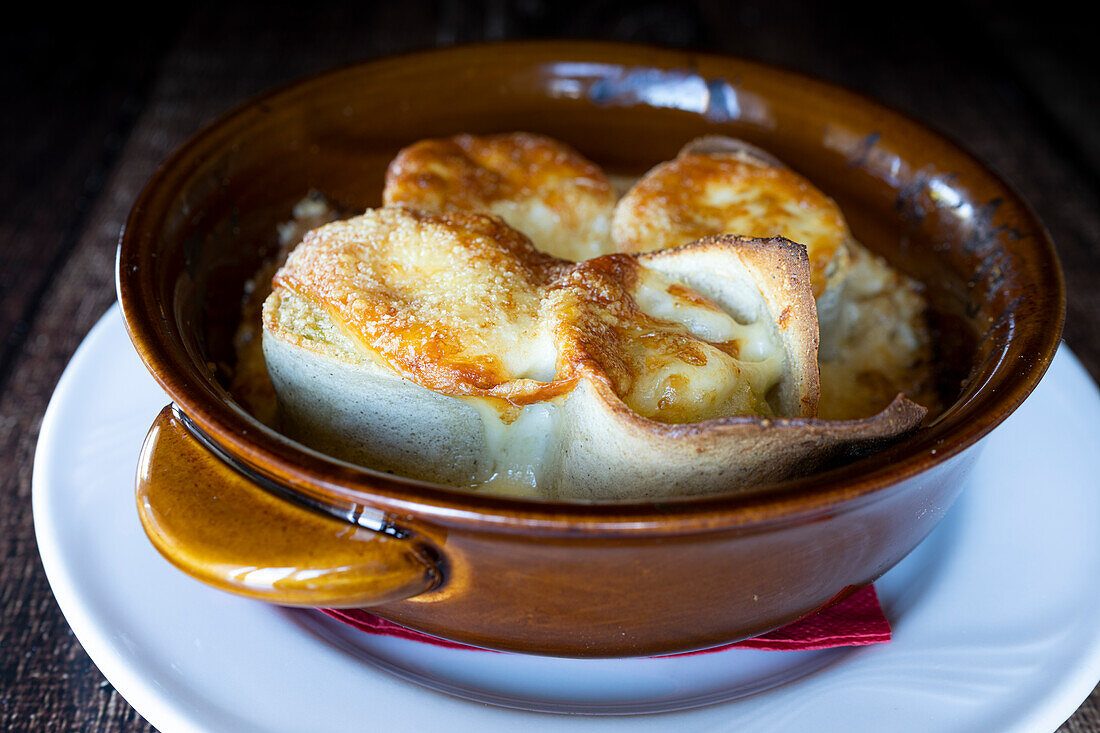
top-left (117, 40), bottom-right (1065, 532)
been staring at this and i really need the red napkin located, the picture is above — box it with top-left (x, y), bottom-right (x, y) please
top-left (321, 584), bottom-right (890, 655)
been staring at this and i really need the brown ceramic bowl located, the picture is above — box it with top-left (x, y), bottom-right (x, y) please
top-left (117, 41), bottom-right (1064, 657)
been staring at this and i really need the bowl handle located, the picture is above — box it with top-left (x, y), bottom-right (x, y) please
top-left (135, 406), bottom-right (442, 608)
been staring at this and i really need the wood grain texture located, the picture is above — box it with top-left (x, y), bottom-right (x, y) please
top-left (2, 1), bottom-right (1097, 730)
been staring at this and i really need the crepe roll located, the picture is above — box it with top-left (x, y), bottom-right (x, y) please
top-left (262, 207), bottom-right (924, 500)
top-left (383, 132), bottom-right (617, 262)
top-left (612, 136), bottom-right (852, 298)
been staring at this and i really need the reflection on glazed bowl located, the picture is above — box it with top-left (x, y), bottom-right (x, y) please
top-left (117, 41), bottom-right (1063, 657)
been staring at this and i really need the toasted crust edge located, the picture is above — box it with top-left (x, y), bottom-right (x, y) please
top-left (639, 234), bottom-right (821, 418)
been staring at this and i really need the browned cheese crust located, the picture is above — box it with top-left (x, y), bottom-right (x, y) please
top-left (613, 135), bottom-right (937, 420)
top-left (268, 208), bottom-right (815, 419)
top-left (262, 207), bottom-right (926, 499)
top-left (612, 138), bottom-right (851, 298)
top-left (383, 132), bottom-right (617, 261)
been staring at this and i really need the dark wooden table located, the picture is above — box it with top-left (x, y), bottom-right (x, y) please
top-left (3, 2), bottom-right (1098, 730)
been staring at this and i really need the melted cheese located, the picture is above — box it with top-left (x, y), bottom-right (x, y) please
top-left (383, 132), bottom-right (617, 261)
top-left (613, 153), bottom-right (850, 297)
top-left (464, 399), bottom-right (562, 497)
top-left (815, 241), bottom-right (937, 419)
top-left (610, 144), bottom-right (934, 419)
top-left (273, 208), bottom-right (567, 402)
top-left (268, 208), bottom-right (794, 429)
top-left (558, 263), bottom-right (785, 422)
top-left (248, 136), bottom-right (939, 500)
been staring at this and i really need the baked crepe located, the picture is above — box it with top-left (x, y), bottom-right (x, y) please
top-left (262, 207), bottom-right (924, 500)
top-left (613, 136), bottom-right (937, 419)
top-left (383, 132), bottom-right (616, 262)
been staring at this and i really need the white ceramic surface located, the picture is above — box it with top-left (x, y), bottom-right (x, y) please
top-left (34, 305), bottom-right (1100, 732)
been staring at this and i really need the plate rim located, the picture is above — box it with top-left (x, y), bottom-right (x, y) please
top-left (34, 305), bottom-right (1100, 732)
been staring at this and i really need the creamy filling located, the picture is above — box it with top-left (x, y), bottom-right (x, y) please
top-left (463, 399), bottom-right (563, 497)
top-left (489, 198), bottom-right (613, 262)
top-left (627, 268), bottom-right (785, 420)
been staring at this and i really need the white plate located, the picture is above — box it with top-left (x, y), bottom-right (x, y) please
top-left (34, 305), bottom-right (1100, 732)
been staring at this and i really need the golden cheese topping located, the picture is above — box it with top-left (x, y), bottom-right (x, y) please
top-left (272, 208), bottom-right (566, 403)
top-left (383, 133), bottom-right (617, 261)
top-left (269, 207), bottom-right (794, 423)
top-left (612, 152), bottom-right (850, 297)
top-left (546, 256), bottom-right (783, 422)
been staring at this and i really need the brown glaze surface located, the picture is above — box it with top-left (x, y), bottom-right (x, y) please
top-left (117, 42), bottom-right (1064, 656)
top-left (138, 407), bottom-right (441, 607)
top-left (375, 446), bottom-right (973, 656)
